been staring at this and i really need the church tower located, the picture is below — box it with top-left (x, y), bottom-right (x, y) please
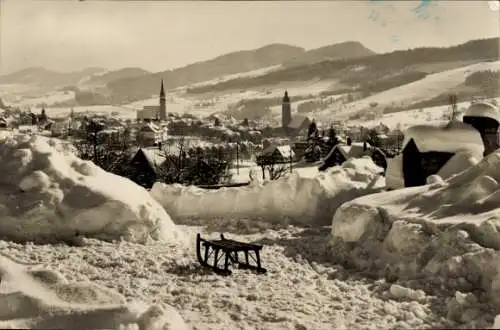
top-left (282, 90), bottom-right (291, 128)
top-left (159, 79), bottom-right (167, 121)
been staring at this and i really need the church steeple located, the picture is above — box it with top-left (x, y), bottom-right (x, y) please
top-left (160, 79), bottom-right (165, 98)
top-left (283, 90), bottom-right (290, 103)
top-left (159, 79), bottom-right (166, 121)
top-left (281, 90), bottom-right (291, 128)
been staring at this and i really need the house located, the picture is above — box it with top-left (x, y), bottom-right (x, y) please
top-left (137, 106), bottom-right (160, 121)
top-left (257, 144), bottom-right (295, 165)
top-left (386, 121), bottom-right (484, 189)
top-left (318, 141), bottom-right (387, 172)
top-left (292, 141), bottom-right (310, 160)
top-left (127, 148), bottom-right (167, 189)
top-left (136, 122), bottom-right (167, 147)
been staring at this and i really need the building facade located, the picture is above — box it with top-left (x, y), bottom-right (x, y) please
top-left (136, 79), bottom-right (167, 122)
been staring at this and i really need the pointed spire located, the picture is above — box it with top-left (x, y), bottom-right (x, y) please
top-left (160, 79), bottom-right (165, 97)
top-left (283, 90), bottom-right (290, 102)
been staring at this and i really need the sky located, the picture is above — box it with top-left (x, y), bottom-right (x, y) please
top-left (0, 0), bottom-right (498, 75)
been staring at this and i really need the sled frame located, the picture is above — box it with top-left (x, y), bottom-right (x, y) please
top-left (196, 233), bottom-right (267, 276)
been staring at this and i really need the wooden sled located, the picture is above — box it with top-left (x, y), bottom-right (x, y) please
top-left (196, 233), bottom-right (267, 276)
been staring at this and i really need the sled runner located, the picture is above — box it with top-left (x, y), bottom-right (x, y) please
top-left (196, 233), bottom-right (267, 276)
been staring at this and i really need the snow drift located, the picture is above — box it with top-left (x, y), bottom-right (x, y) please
top-left (0, 133), bottom-right (184, 244)
top-left (330, 149), bottom-right (500, 326)
top-left (0, 252), bottom-right (188, 330)
top-left (151, 157), bottom-right (385, 226)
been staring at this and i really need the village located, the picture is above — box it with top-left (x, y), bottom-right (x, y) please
top-left (0, 79), bottom-right (497, 194)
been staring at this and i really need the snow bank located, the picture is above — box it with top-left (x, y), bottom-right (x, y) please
top-left (0, 133), bottom-right (184, 244)
top-left (402, 122), bottom-right (484, 155)
top-left (330, 149), bottom-right (500, 327)
top-left (386, 150), bottom-right (483, 190)
top-left (151, 157), bottom-right (385, 226)
top-left (0, 252), bottom-right (188, 330)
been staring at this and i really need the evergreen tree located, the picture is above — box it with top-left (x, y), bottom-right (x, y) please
top-left (39, 108), bottom-right (48, 123)
top-left (307, 120), bottom-right (317, 139)
top-left (327, 125), bottom-right (339, 147)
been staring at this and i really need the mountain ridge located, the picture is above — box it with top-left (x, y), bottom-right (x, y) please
top-left (0, 41), bottom-right (375, 100)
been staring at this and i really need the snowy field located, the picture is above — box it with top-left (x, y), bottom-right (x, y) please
top-left (1, 226), bottom-right (453, 330)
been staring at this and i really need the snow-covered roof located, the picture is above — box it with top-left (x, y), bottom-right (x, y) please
top-left (261, 144), bottom-right (295, 159)
top-left (402, 123), bottom-right (484, 155)
top-left (140, 122), bottom-right (161, 132)
top-left (139, 148), bottom-right (166, 168)
top-left (276, 145), bottom-right (294, 158)
top-left (334, 142), bottom-right (371, 160)
top-left (463, 102), bottom-right (500, 123)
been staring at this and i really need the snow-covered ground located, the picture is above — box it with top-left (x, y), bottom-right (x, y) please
top-left (331, 149), bottom-right (500, 328)
top-left (0, 226), bottom-right (453, 330)
top-left (0, 251), bottom-right (188, 329)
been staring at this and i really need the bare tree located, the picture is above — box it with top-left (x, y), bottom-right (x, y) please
top-left (257, 153), bottom-right (290, 181)
top-left (267, 162), bottom-right (288, 180)
top-left (74, 119), bottom-right (133, 174)
top-left (156, 137), bottom-right (233, 186)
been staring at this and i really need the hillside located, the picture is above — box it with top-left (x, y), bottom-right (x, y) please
top-left (284, 41), bottom-right (375, 67)
top-left (107, 44), bottom-right (305, 99)
top-left (315, 60), bottom-right (500, 123)
top-left (0, 67), bottom-right (106, 88)
top-left (79, 67), bottom-right (151, 88)
top-left (107, 41), bottom-right (376, 100)
top-left (186, 38), bottom-right (499, 95)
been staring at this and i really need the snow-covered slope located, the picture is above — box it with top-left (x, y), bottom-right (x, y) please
top-left (151, 157), bottom-right (385, 226)
top-left (318, 61), bottom-right (500, 120)
top-left (0, 133), bottom-right (184, 244)
top-left (330, 149), bottom-right (500, 326)
top-left (14, 91), bottom-right (76, 108)
top-left (0, 252), bottom-right (188, 329)
top-left (179, 65), bottom-right (284, 90)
